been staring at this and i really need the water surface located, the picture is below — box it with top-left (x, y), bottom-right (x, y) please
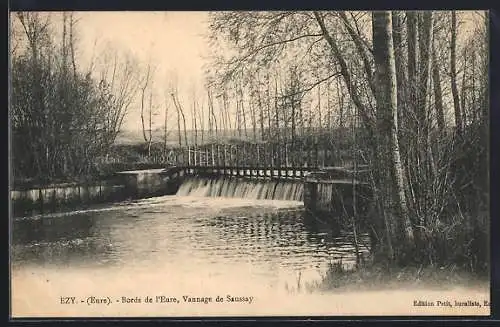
top-left (11, 195), bottom-right (489, 317)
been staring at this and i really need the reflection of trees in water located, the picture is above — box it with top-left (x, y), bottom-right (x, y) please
top-left (304, 209), bottom-right (371, 248)
top-left (302, 210), bottom-right (341, 241)
top-left (209, 208), bottom-right (308, 249)
top-left (209, 207), bottom-right (371, 263)
top-left (11, 213), bottom-right (118, 266)
top-left (12, 214), bottom-right (95, 245)
top-left (207, 207), bottom-right (371, 269)
top-left (209, 207), bottom-right (366, 253)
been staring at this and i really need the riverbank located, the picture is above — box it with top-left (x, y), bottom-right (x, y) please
top-left (305, 261), bottom-right (489, 293)
top-left (11, 266), bottom-right (490, 317)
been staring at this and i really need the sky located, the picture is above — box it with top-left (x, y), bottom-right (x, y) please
top-left (11, 11), bottom-right (487, 135)
top-left (75, 11), bottom-right (210, 133)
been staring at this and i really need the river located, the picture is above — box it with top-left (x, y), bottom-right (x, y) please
top-left (10, 193), bottom-right (489, 317)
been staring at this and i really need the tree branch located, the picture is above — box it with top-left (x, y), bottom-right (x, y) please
top-left (231, 33), bottom-right (324, 66)
top-left (313, 11), bottom-right (375, 130)
top-left (339, 12), bottom-right (376, 96)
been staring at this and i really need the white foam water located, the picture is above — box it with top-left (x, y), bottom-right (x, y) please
top-left (176, 177), bottom-right (304, 202)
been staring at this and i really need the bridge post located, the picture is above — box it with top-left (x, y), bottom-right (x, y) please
top-left (216, 144), bottom-right (220, 166)
top-left (211, 144), bottom-right (215, 166)
top-left (315, 143), bottom-right (319, 168)
top-left (233, 145), bottom-right (236, 166)
top-left (223, 144), bottom-right (227, 167)
top-left (256, 144), bottom-right (260, 169)
top-left (271, 143), bottom-right (275, 167)
top-left (243, 143), bottom-right (247, 166)
top-left (321, 143), bottom-right (326, 168)
top-left (194, 146), bottom-right (197, 166)
top-left (187, 146), bottom-right (191, 166)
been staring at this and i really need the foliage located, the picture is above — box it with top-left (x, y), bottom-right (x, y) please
top-left (207, 10), bottom-right (489, 271)
top-left (11, 12), bottom-right (139, 183)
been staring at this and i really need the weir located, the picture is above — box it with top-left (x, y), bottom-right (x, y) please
top-left (176, 176), bottom-right (304, 202)
top-left (11, 164), bottom-right (372, 224)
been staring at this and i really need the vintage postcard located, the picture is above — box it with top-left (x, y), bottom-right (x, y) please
top-left (9, 10), bottom-right (490, 317)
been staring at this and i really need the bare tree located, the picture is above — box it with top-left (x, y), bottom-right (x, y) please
top-left (12, 11), bottom-right (141, 180)
top-left (163, 89), bottom-right (170, 156)
top-left (171, 91), bottom-right (188, 147)
top-left (191, 88), bottom-right (198, 146)
top-left (432, 33), bottom-right (445, 132)
top-left (140, 62), bottom-right (153, 156)
top-left (450, 11), bottom-right (463, 135)
top-left (206, 10), bottom-right (489, 268)
top-left (207, 88), bottom-right (218, 141)
top-left (372, 10), bottom-right (414, 258)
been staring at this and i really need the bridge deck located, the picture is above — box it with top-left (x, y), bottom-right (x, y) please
top-left (155, 165), bottom-right (370, 185)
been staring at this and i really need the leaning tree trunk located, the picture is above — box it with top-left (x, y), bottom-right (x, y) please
top-left (451, 11), bottom-right (463, 135)
top-left (373, 11), bottom-right (415, 262)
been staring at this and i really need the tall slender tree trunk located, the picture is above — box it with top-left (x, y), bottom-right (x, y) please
top-left (199, 103), bottom-right (205, 144)
top-left (391, 11), bottom-right (406, 136)
top-left (69, 13), bottom-right (78, 79)
top-left (164, 96), bottom-right (169, 157)
top-left (461, 47), bottom-right (468, 127)
top-left (176, 95), bottom-right (188, 147)
top-left (240, 82), bottom-right (248, 139)
top-left (207, 89), bottom-right (218, 141)
top-left (336, 78), bottom-right (344, 128)
top-left (418, 11), bottom-right (436, 222)
top-left (451, 11), bottom-right (463, 135)
top-left (257, 79), bottom-right (265, 141)
top-left (140, 64), bottom-right (152, 147)
top-left (266, 74), bottom-right (272, 141)
top-left (406, 11), bottom-right (419, 112)
top-left (250, 98), bottom-right (257, 142)
top-left (147, 90), bottom-right (153, 157)
top-left (471, 48), bottom-right (477, 122)
top-left (373, 11), bottom-right (415, 261)
top-left (432, 42), bottom-right (445, 132)
top-left (223, 91), bottom-right (230, 140)
top-left (192, 98), bottom-right (198, 146)
top-left (171, 93), bottom-right (182, 148)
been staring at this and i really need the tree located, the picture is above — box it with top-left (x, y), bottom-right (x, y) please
top-left (432, 33), bottom-right (445, 132)
top-left (372, 11), bottom-right (414, 260)
top-left (163, 89), bottom-right (171, 156)
top-left (139, 61), bottom-right (154, 156)
top-left (206, 10), bottom-right (489, 269)
top-left (450, 11), bottom-right (463, 135)
top-left (11, 12), bottom-right (141, 181)
top-left (171, 90), bottom-right (188, 148)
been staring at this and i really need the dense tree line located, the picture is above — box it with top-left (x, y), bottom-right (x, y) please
top-left (10, 11), bottom-right (489, 272)
top-left (10, 12), bottom-right (140, 183)
top-left (206, 10), bottom-right (489, 271)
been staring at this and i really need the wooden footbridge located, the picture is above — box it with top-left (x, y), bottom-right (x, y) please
top-left (132, 142), bottom-right (373, 219)
top-left (12, 141), bottom-right (373, 219)
top-left (155, 142), bottom-right (370, 182)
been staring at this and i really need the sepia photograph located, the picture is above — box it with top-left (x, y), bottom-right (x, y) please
top-left (9, 10), bottom-right (490, 317)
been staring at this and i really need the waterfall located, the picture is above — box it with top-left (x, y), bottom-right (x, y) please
top-left (176, 177), bottom-right (304, 201)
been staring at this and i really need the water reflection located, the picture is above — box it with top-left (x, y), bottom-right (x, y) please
top-left (11, 195), bottom-right (369, 285)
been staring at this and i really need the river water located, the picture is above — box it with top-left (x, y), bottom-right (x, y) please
top-left (12, 194), bottom-right (368, 284)
top-left (10, 193), bottom-right (489, 317)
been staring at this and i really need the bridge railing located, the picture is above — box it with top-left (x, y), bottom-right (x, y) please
top-left (169, 142), bottom-right (356, 169)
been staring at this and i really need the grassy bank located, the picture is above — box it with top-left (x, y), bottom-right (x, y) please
top-left (304, 261), bottom-right (489, 293)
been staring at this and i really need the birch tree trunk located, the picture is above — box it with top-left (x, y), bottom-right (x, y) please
top-left (391, 11), bottom-right (407, 136)
top-left (373, 11), bottom-right (415, 260)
